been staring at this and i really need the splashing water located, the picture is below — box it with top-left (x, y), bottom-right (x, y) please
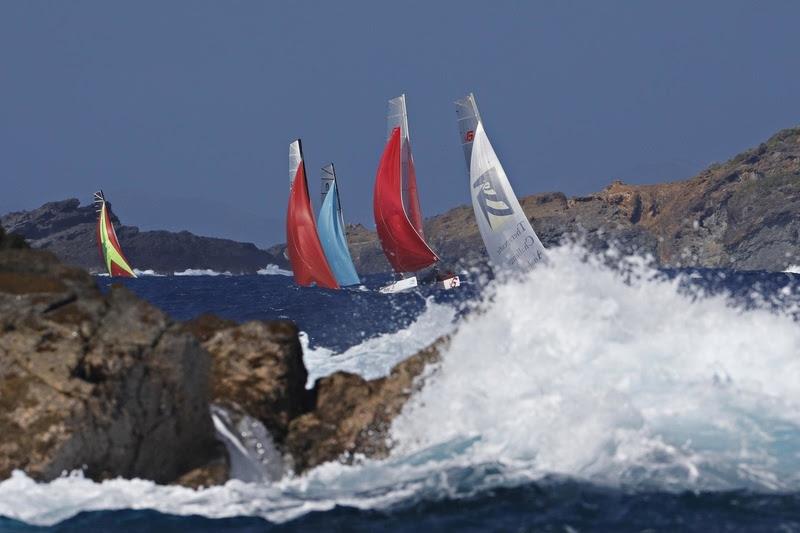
top-left (2, 245), bottom-right (800, 527)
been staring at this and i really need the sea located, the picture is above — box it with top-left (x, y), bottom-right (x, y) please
top-left (2, 244), bottom-right (800, 532)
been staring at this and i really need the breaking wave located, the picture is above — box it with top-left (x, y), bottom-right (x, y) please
top-left (173, 268), bottom-right (233, 276)
top-left (132, 269), bottom-right (164, 277)
top-left (3, 245), bottom-right (800, 526)
top-left (301, 297), bottom-right (458, 385)
top-left (257, 264), bottom-right (292, 276)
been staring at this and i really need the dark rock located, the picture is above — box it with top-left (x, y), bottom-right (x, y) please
top-left (1, 199), bottom-right (284, 274)
top-left (201, 320), bottom-right (310, 444)
top-left (0, 227), bottom-right (27, 250)
top-left (0, 247), bottom-right (223, 484)
top-left (285, 337), bottom-right (446, 473)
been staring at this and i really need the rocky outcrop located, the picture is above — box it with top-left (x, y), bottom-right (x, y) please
top-left (201, 320), bottom-right (310, 444)
top-left (0, 227), bottom-right (27, 250)
top-left (0, 245), bottom-right (224, 484)
top-left (1, 198), bottom-right (284, 274)
top-left (185, 314), bottom-right (447, 475)
top-left (6, 127), bottom-right (800, 275)
top-left (0, 239), bottom-right (443, 484)
top-left (285, 338), bottom-right (446, 472)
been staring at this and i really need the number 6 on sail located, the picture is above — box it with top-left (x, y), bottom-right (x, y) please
top-left (455, 93), bottom-right (547, 272)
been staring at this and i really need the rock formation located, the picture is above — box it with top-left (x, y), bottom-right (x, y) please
top-left (5, 126), bottom-right (800, 274)
top-left (1, 199), bottom-right (282, 274)
top-left (0, 243), bottom-right (223, 484)
top-left (1, 234), bottom-right (445, 484)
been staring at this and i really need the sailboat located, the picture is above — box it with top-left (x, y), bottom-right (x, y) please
top-left (286, 139), bottom-right (339, 289)
top-left (94, 190), bottom-right (137, 278)
top-left (454, 93), bottom-right (546, 271)
top-left (317, 163), bottom-right (360, 287)
top-left (373, 94), bottom-right (460, 293)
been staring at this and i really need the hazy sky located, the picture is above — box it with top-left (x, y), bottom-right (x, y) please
top-left (2, 1), bottom-right (799, 246)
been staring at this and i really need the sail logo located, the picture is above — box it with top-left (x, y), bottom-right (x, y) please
top-left (472, 168), bottom-right (514, 230)
top-left (465, 130), bottom-right (475, 142)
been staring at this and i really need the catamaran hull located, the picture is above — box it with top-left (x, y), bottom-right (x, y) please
top-left (378, 276), bottom-right (419, 294)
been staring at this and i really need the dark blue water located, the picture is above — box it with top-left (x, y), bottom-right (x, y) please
top-left (3, 268), bottom-right (799, 532)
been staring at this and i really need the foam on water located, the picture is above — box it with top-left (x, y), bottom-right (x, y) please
top-left (132, 269), bottom-right (164, 277)
top-left (301, 297), bottom-right (458, 385)
top-left (174, 268), bottom-right (233, 276)
top-left (257, 264), bottom-right (293, 276)
top-left (3, 245), bottom-right (800, 526)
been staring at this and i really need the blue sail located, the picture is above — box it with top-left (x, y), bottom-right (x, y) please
top-left (318, 165), bottom-right (360, 286)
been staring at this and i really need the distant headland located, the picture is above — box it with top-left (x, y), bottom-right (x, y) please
top-left (4, 126), bottom-right (800, 274)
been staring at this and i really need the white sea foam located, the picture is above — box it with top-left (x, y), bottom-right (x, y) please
top-left (257, 264), bottom-right (292, 276)
top-left (3, 244), bottom-right (800, 526)
top-left (301, 297), bottom-right (458, 385)
top-left (784, 264), bottom-right (800, 274)
top-left (132, 269), bottom-right (164, 277)
top-left (173, 268), bottom-right (233, 276)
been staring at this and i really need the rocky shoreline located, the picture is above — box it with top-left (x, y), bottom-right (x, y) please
top-left (7, 126), bottom-right (798, 275)
top-left (277, 126), bottom-right (800, 273)
top-left (0, 228), bottom-right (440, 487)
top-left (0, 199), bottom-right (282, 275)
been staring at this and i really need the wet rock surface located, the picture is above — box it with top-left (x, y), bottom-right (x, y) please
top-left (285, 338), bottom-right (446, 472)
top-left (0, 237), bottom-right (444, 485)
top-left (0, 243), bottom-right (221, 484)
top-left (201, 320), bottom-right (310, 444)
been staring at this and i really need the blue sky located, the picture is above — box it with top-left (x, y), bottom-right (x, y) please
top-left (2, 1), bottom-right (799, 246)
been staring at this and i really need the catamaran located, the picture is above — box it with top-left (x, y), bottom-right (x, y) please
top-left (373, 94), bottom-right (460, 293)
top-left (318, 163), bottom-right (360, 287)
top-left (94, 190), bottom-right (137, 278)
top-left (454, 93), bottom-right (546, 271)
top-left (286, 140), bottom-right (340, 289)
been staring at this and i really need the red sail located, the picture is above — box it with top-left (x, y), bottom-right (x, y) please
top-left (286, 161), bottom-right (339, 289)
top-left (373, 127), bottom-right (438, 273)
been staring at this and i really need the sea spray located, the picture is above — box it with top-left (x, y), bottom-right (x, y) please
top-left (4, 244), bottom-right (800, 527)
top-left (391, 244), bottom-right (800, 491)
top-left (301, 297), bottom-right (458, 385)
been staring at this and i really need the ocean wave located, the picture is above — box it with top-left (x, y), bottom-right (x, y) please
top-left (257, 264), bottom-right (292, 276)
top-left (132, 269), bottom-right (164, 277)
top-left (173, 268), bottom-right (233, 276)
top-left (4, 244), bottom-right (800, 526)
top-left (301, 297), bottom-right (458, 385)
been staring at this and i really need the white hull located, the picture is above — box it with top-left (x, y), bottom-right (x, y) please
top-left (438, 275), bottom-right (461, 290)
top-left (379, 276), bottom-right (418, 294)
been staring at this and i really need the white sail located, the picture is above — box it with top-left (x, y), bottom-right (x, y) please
top-left (321, 163), bottom-right (336, 208)
top-left (289, 140), bottom-right (303, 186)
top-left (467, 119), bottom-right (546, 271)
top-left (455, 93), bottom-right (481, 167)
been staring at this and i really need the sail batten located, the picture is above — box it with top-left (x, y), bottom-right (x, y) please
top-left (318, 164), bottom-right (360, 287)
top-left (455, 95), bottom-right (547, 271)
top-left (286, 140), bottom-right (339, 289)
